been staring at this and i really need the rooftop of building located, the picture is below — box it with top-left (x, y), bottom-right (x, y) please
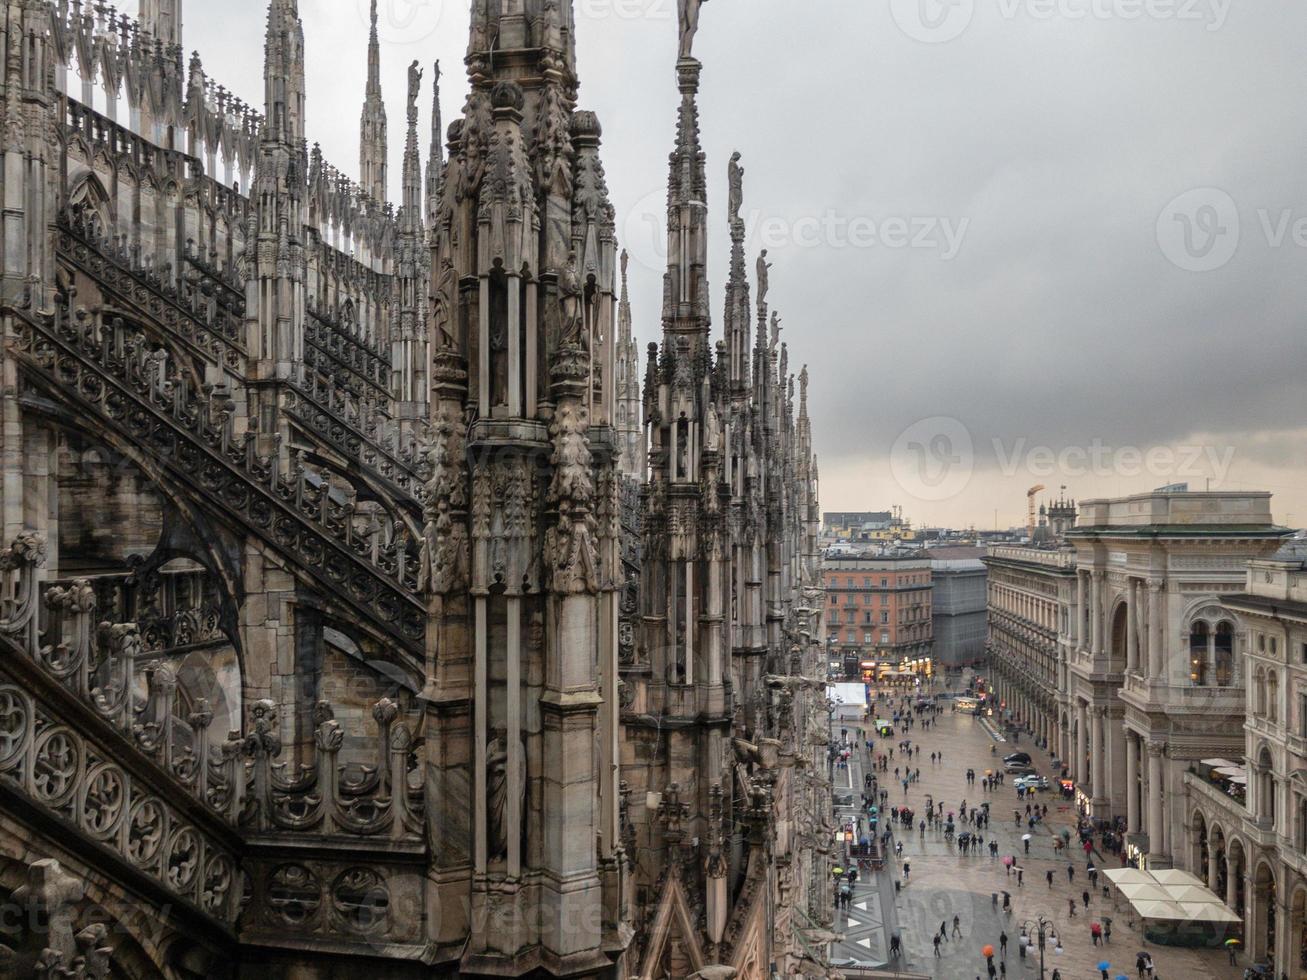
top-left (1069, 489), bottom-right (1288, 536)
top-left (920, 546), bottom-right (987, 560)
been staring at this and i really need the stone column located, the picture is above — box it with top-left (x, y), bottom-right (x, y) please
top-left (1090, 706), bottom-right (1105, 804)
top-left (1125, 731), bottom-right (1139, 834)
top-left (1206, 837), bottom-right (1218, 888)
top-left (1126, 579), bottom-right (1138, 672)
top-left (1148, 579), bottom-right (1165, 680)
top-left (1090, 570), bottom-right (1103, 656)
top-left (1076, 700), bottom-right (1088, 786)
top-left (1147, 743), bottom-right (1165, 858)
top-left (1075, 571), bottom-right (1087, 648)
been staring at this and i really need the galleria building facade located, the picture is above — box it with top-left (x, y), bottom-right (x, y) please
top-left (987, 490), bottom-right (1307, 978)
top-left (0, 0), bottom-right (836, 977)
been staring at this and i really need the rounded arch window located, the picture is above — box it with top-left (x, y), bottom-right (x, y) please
top-left (1189, 621), bottom-right (1210, 686)
top-left (1214, 622), bottom-right (1235, 686)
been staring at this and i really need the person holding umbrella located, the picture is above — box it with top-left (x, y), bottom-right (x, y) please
top-left (1225, 937), bottom-right (1241, 964)
top-left (1097, 961), bottom-right (1111, 980)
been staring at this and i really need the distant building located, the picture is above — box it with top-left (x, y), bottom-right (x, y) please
top-left (823, 509), bottom-right (918, 546)
top-left (923, 546), bottom-right (988, 668)
top-left (822, 554), bottom-right (933, 678)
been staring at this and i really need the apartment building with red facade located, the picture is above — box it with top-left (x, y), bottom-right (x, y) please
top-left (822, 554), bottom-right (934, 678)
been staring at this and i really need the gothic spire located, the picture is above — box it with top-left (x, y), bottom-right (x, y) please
top-left (618, 248), bottom-right (632, 348)
top-left (401, 60), bottom-right (422, 229)
top-left (139, 0), bottom-right (182, 48)
top-left (425, 61), bottom-right (443, 232)
top-left (467, 0), bottom-right (576, 76)
top-left (359, 0), bottom-right (388, 202)
top-left (659, 43), bottom-right (710, 342)
top-left (263, 0), bottom-right (305, 146)
top-left (724, 151), bottom-right (750, 393)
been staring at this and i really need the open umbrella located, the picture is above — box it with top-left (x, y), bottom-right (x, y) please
top-left (982, 945), bottom-right (995, 958)
top-left (1003, 856), bottom-right (1013, 866)
top-left (1022, 833), bottom-right (1032, 841)
top-left (1225, 938), bottom-right (1242, 947)
top-left (1097, 962), bottom-right (1111, 972)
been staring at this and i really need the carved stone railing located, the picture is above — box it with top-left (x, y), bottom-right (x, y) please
top-left (284, 372), bottom-right (426, 504)
top-left (0, 534), bottom-right (243, 925)
top-left (241, 699), bottom-right (423, 840)
top-left (0, 533), bottom-right (423, 863)
top-left (56, 208), bottom-right (247, 373)
top-left (8, 300), bottom-right (425, 657)
top-left (304, 306), bottom-right (390, 403)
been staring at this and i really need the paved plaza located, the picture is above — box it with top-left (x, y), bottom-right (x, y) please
top-left (828, 682), bottom-right (1253, 980)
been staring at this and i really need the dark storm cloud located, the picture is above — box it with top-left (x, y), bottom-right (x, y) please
top-left (169, 0), bottom-right (1307, 515)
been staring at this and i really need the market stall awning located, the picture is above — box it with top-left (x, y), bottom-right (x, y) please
top-left (1102, 868), bottom-right (1154, 885)
top-left (1200, 758), bottom-right (1241, 768)
top-left (1115, 883), bottom-right (1173, 902)
top-left (1150, 869), bottom-right (1206, 888)
top-left (1105, 868), bottom-right (1239, 923)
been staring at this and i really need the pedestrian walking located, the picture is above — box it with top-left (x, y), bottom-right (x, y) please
top-left (999, 961), bottom-right (1006, 979)
top-left (1102, 916), bottom-right (1111, 943)
top-left (1090, 921), bottom-right (1101, 945)
top-left (933, 934), bottom-right (941, 956)
top-left (1228, 943), bottom-right (1237, 965)
top-left (1067, 863), bottom-right (1075, 883)
top-left (952, 915), bottom-right (962, 938)
top-left (940, 921), bottom-right (948, 943)
top-left (1067, 897), bottom-right (1076, 917)
top-left (1082, 889), bottom-right (1090, 909)
top-left (999, 931), bottom-right (1007, 956)
top-left (1016, 868), bottom-right (1023, 886)
top-left (1046, 869), bottom-right (1054, 889)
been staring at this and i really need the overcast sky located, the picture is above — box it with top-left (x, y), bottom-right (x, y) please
top-left (157, 0), bottom-right (1307, 530)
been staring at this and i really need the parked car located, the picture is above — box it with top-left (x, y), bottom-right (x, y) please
top-left (1014, 775), bottom-right (1050, 790)
top-left (1004, 761), bottom-right (1037, 775)
top-left (1004, 752), bottom-right (1032, 765)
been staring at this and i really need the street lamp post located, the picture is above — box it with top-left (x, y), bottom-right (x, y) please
top-left (1019, 915), bottom-right (1059, 980)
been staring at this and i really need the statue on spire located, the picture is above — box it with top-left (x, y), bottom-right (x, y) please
top-left (756, 249), bottom-right (772, 313)
top-left (407, 60), bottom-right (423, 125)
top-left (728, 151), bottom-right (744, 230)
top-left (678, 0), bottom-right (707, 60)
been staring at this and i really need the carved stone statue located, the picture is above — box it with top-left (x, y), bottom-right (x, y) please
top-left (678, 0), bottom-right (708, 59)
top-left (559, 250), bottom-right (584, 346)
top-left (704, 401), bottom-right (720, 454)
top-left (756, 249), bottom-right (771, 312)
top-left (486, 727), bottom-right (510, 863)
top-left (407, 60), bottom-right (423, 121)
top-left (770, 311), bottom-right (782, 350)
top-left (727, 151), bottom-right (744, 227)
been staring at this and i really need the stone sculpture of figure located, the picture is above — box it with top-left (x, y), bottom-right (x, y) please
top-left (756, 249), bottom-right (771, 311)
top-left (704, 401), bottom-right (721, 453)
top-left (679, 0), bottom-right (707, 59)
top-left (559, 250), bottom-right (584, 346)
top-left (490, 311), bottom-right (508, 406)
top-left (407, 60), bottom-right (423, 120)
top-left (433, 256), bottom-right (457, 349)
top-left (727, 151), bottom-right (744, 227)
top-left (486, 727), bottom-right (510, 863)
top-left (770, 312), bottom-right (782, 349)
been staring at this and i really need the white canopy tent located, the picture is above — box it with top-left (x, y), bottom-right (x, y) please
top-left (1104, 868), bottom-right (1239, 924)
